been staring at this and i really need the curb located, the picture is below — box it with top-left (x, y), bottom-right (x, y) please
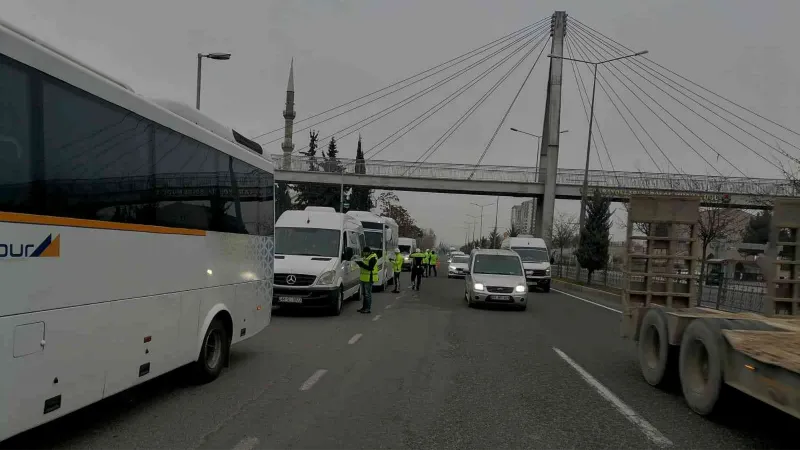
top-left (552, 279), bottom-right (622, 304)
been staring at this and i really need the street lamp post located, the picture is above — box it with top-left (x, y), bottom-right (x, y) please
top-left (510, 128), bottom-right (569, 182)
top-left (547, 50), bottom-right (647, 237)
top-left (196, 52), bottom-right (232, 110)
top-left (466, 214), bottom-right (480, 244)
top-left (470, 202), bottom-right (494, 244)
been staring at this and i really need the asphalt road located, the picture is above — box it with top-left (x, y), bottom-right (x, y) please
top-left (3, 274), bottom-right (796, 449)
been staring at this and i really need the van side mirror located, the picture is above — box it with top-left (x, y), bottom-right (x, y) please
top-left (343, 247), bottom-right (354, 260)
top-left (550, 257), bottom-right (555, 264)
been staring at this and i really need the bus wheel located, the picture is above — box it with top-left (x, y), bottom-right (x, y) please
top-left (193, 318), bottom-right (230, 384)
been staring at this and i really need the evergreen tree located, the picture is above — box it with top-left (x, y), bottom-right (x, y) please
top-left (575, 190), bottom-right (612, 283)
top-left (275, 181), bottom-right (293, 218)
top-left (294, 130), bottom-right (322, 209)
top-left (348, 135), bottom-right (374, 211)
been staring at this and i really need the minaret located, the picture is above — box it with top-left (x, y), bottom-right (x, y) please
top-left (281, 59), bottom-right (296, 170)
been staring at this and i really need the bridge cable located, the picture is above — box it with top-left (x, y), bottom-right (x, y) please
top-left (570, 26), bottom-right (781, 199)
top-left (567, 36), bottom-right (669, 175)
top-left (365, 27), bottom-right (551, 161)
top-left (572, 19), bottom-right (800, 160)
top-left (288, 24), bottom-right (552, 156)
top-left (251, 17), bottom-right (549, 142)
top-left (564, 37), bottom-right (621, 175)
top-left (568, 29), bottom-right (727, 182)
top-left (409, 34), bottom-right (551, 172)
top-left (466, 33), bottom-right (551, 177)
top-left (571, 21), bottom-right (798, 170)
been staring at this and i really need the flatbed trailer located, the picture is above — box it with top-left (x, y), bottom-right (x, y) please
top-left (621, 196), bottom-right (800, 419)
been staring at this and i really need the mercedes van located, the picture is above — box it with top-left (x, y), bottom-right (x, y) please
top-left (501, 235), bottom-right (554, 292)
top-left (273, 207), bottom-right (364, 315)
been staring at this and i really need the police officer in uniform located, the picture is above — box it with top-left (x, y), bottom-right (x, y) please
top-left (410, 248), bottom-right (426, 291)
top-left (355, 246), bottom-right (379, 314)
top-left (391, 247), bottom-right (403, 293)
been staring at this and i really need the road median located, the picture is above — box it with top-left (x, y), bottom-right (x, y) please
top-left (552, 278), bottom-right (622, 305)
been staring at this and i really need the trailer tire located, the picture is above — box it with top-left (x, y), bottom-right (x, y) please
top-left (638, 308), bottom-right (677, 387)
top-left (679, 318), bottom-right (725, 416)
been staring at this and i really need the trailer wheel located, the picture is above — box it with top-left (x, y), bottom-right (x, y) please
top-left (638, 308), bottom-right (677, 387)
top-left (679, 319), bottom-right (724, 416)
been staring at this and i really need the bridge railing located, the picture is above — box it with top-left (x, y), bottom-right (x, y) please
top-left (272, 155), bottom-right (797, 197)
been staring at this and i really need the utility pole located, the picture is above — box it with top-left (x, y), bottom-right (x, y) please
top-left (533, 11), bottom-right (567, 247)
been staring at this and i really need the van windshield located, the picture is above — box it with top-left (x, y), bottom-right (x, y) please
top-left (276, 227), bottom-right (340, 257)
top-left (473, 255), bottom-right (523, 276)
top-left (398, 244), bottom-right (411, 253)
top-left (511, 247), bottom-right (549, 263)
top-left (364, 230), bottom-right (383, 250)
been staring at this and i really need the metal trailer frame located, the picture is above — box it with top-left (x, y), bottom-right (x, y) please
top-left (621, 195), bottom-right (800, 419)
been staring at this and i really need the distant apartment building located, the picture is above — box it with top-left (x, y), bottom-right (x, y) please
top-left (510, 199), bottom-right (537, 234)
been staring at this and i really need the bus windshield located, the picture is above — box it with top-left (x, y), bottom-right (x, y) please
top-left (275, 227), bottom-right (340, 257)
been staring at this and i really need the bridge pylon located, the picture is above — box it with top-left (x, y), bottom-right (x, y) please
top-left (533, 11), bottom-right (567, 246)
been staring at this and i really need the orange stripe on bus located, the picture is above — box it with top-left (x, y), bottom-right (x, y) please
top-left (0, 212), bottom-right (206, 236)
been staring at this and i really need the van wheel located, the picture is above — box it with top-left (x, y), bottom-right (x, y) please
top-left (330, 286), bottom-right (344, 316)
top-left (192, 318), bottom-right (229, 384)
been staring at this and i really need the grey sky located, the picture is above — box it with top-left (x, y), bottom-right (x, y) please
top-left (6, 0), bottom-right (798, 247)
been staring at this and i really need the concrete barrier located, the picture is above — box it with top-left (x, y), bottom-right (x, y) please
top-left (552, 279), bottom-right (622, 304)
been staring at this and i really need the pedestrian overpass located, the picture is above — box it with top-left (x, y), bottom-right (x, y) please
top-left (272, 155), bottom-right (795, 208)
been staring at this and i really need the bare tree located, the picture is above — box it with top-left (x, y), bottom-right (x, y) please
top-left (552, 212), bottom-right (578, 277)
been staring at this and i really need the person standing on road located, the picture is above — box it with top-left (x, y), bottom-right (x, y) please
top-left (430, 250), bottom-right (438, 277)
top-left (423, 249), bottom-right (431, 277)
top-left (356, 246), bottom-right (378, 314)
top-left (391, 247), bottom-right (403, 293)
top-left (410, 248), bottom-right (425, 291)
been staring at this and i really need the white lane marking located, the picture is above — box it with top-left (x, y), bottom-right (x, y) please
top-left (299, 369), bottom-right (328, 391)
top-left (231, 437), bottom-right (260, 450)
top-left (372, 314), bottom-right (382, 321)
top-left (385, 304), bottom-right (392, 309)
top-left (553, 348), bottom-right (673, 448)
top-left (348, 333), bottom-right (362, 345)
top-left (552, 289), bottom-right (622, 314)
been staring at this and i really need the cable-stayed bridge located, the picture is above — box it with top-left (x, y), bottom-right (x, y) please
top-left (256, 11), bottom-right (800, 237)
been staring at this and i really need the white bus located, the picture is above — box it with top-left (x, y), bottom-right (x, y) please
top-left (0, 19), bottom-right (274, 441)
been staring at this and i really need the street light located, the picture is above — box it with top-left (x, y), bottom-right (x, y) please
top-left (510, 127), bottom-right (569, 181)
top-left (196, 52), bottom-right (232, 110)
top-left (466, 213), bottom-right (480, 244)
top-left (547, 50), bottom-right (648, 237)
top-left (470, 202), bottom-right (494, 243)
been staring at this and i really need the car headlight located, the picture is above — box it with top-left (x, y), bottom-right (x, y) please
top-left (473, 283), bottom-right (484, 291)
top-left (317, 270), bottom-right (336, 285)
top-left (515, 285), bottom-right (526, 293)
top-left (545, 268), bottom-right (551, 275)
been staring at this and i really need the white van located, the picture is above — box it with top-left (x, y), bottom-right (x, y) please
top-left (501, 235), bottom-right (554, 292)
top-left (274, 207), bottom-right (364, 315)
top-left (397, 237), bottom-right (417, 271)
top-left (346, 211), bottom-right (397, 290)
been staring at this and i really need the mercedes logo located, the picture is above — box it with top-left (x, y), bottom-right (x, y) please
top-left (286, 274), bottom-right (297, 285)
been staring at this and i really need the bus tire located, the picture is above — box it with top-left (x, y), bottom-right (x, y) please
top-left (193, 318), bottom-right (229, 384)
top-left (638, 308), bottom-right (677, 388)
top-left (679, 318), bottom-right (724, 416)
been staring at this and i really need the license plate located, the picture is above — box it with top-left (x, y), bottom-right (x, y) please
top-left (493, 295), bottom-right (511, 301)
top-left (278, 296), bottom-right (303, 304)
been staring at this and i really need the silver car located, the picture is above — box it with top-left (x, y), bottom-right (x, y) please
top-left (447, 254), bottom-right (470, 278)
top-left (464, 249), bottom-right (528, 310)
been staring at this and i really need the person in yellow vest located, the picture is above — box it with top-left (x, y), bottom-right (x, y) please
top-left (422, 249), bottom-right (431, 277)
top-left (430, 250), bottom-right (438, 277)
top-left (391, 247), bottom-right (403, 293)
top-left (355, 246), bottom-right (379, 314)
top-left (410, 248), bottom-right (426, 291)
